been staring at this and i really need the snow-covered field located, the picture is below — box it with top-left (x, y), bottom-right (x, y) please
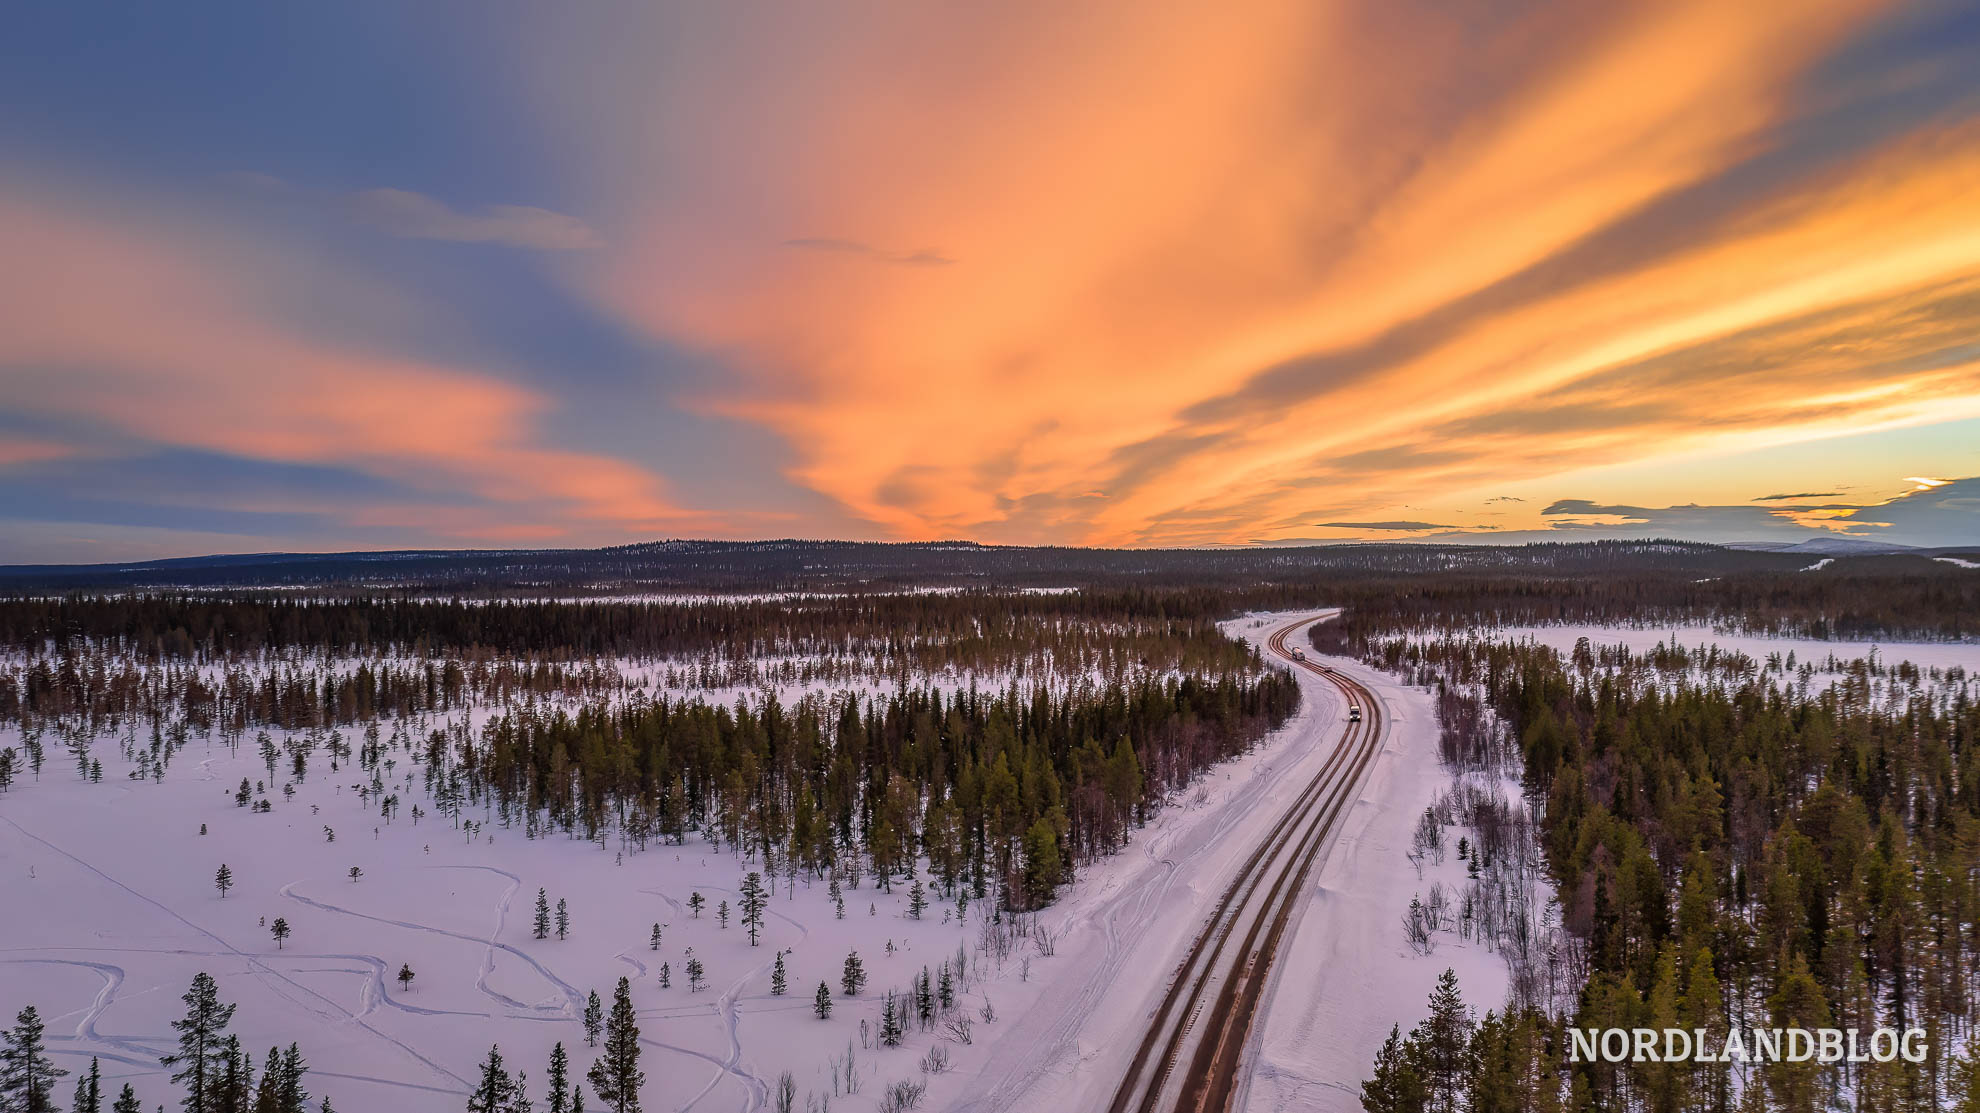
top-left (0, 608), bottom-right (1485, 1112)
top-left (0, 735), bottom-right (1020, 1111)
top-left (1492, 622), bottom-right (1980, 674)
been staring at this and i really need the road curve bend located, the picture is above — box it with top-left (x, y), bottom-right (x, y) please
top-left (1106, 615), bottom-right (1385, 1113)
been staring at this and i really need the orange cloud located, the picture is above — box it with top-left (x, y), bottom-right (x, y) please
top-left (542, 0), bottom-right (1980, 545)
top-left (0, 186), bottom-right (691, 539)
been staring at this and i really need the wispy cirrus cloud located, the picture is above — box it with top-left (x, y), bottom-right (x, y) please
top-left (344, 188), bottom-right (602, 251)
top-left (784, 238), bottom-right (955, 267)
top-left (1316, 520), bottom-right (1459, 531)
top-left (0, 182), bottom-right (695, 545)
top-left (6, 1), bottom-right (1980, 558)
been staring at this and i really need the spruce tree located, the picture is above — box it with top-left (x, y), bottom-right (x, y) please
top-left (275, 1043), bottom-right (308, 1113)
top-left (687, 892), bottom-right (703, 918)
top-left (582, 992), bottom-right (602, 1048)
top-left (545, 1043), bottom-right (570, 1113)
top-left (585, 977), bottom-right (643, 1113)
top-left (214, 864), bottom-right (233, 900)
top-left (739, 873), bottom-right (765, 946)
top-left (1360, 1024), bottom-right (1428, 1113)
top-left (813, 982), bottom-right (832, 1020)
top-left (534, 890), bottom-right (552, 940)
top-left (214, 1037), bottom-right (247, 1113)
top-left (555, 899), bottom-right (569, 941)
top-left (269, 918), bottom-right (290, 949)
top-left (160, 973), bottom-right (234, 1113)
top-left (907, 878), bottom-right (926, 921)
top-left (840, 952), bottom-right (865, 997)
top-left (73, 1055), bottom-right (102, 1113)
top-left (254, 1045), bottom-right (281, 1113)
top-left (657, 964), bottom-right (670, 989)
top-left (937, 964), bottom-right (954, 1011)
top-left (716, 901), bottom-right (729, 930)
top-left (879, 992), bottom-right (902, 1047)
top-left (0, 1005), bottom-right (65, 1113)
top-left (685, 953), bottom-right (705, 993)
top-left (467, 1045), bottom-right (514, 1113)
top-left (915, 968), bottom-right (933, 1026)
top-left (397, 963), bottom-right (415, 993)
top-left (770, 952), bottom-right (788, 996)
top-left (648, 924), bottom-right (662, 952)
top-left (111, 1084), bottom-right (141, 1113)
top-left (1413, 970), bottom-right (1472, 1113)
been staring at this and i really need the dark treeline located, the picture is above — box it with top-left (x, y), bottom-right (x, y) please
top-left (1348, 628), bottom-right (1980, 1112)
top-left (0, 589), bottom-right (1271, 662)
top-left (0, 537), bottom-right (1818, 593)
top-left (368, 673), bottom-right (1295, 908)
top-left (5, 551), bottom-right (1974, 666)
top-left (1313, 561), bottom-right (1979, 642)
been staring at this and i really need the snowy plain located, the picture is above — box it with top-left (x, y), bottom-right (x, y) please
top-left (0, 602), bottom-right (1634, 1113)
top-left (0, 608), bottom-right (1401, 1113)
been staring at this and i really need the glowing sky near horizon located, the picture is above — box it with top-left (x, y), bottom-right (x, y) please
top-left (1, 1), bottom-right (1978, 562)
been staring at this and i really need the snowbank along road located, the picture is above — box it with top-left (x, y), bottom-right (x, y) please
top-left (1107, 616), bottom-right (1385, 1113)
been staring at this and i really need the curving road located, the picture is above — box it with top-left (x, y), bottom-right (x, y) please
top-left (1107, 615), bottom-right (1385, 1113)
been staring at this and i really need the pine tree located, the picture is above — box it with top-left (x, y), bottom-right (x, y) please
top-left (770, 952), bottom-right (788, 996)
top-left (716, 901), bottom-right (729, 930)
top-left (585, 977), bottom-right (644, 1113)
top-left (0, 1005), bottom-right (66, 1113)
top-left (648, 924), bottom-right (662, 952)
top-left (545, 1043), bottom-right (570, 1113)
top-left (214, 864), bottom-right (233, 899)
top-left (467, 1045), bottom-right (515, 1113)
top-left (269, 918), bottom-right (290, 949)
top-left (1413, 970), bottom-right (1472, 1113)
top-left (555, 899), bottom-right (569, 941)
top-left (685, 953), bottom-right (705, 993)
top-left (111, 1083), bottom-right (141, 1113)
top-left (347, 866), bottom-right (361, 884)
top-left (160, 973), bottom-right (234, 1113)
top-left (657, 964), bottom-right (670, 989)
top-left (840, 952), bottom-right (865, 996)
top-left (73, 1055), bottom-right (103, 1113)
top-left (569, 1087), bottom-right (583, 1113)
top-left (937, 964), bottom-right (954, 1010)
top-left (397, 963), bottom-right (415, 993)
top-left (907, 878), bottom-right (926, 921)
top-left (1360, 1024), bottom-right (1428, 1113)
top-left (915, 968), bottom-right (933, 1026)
top-left (739, 873), bottom-right (766, 946)
top-left (813, 982), bottom-right (833, 1019)
top-left (534, 890), bottom-right (552, 940)
top-left (687, 892), bottom-right (704, 919)
top-left (829, 875), bottom-right (844, 919)
top-left (582, 992), bottom-right (602, 1048)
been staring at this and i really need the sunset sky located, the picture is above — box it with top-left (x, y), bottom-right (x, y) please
top-left (3, 2), bottom-right (1978, 562)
